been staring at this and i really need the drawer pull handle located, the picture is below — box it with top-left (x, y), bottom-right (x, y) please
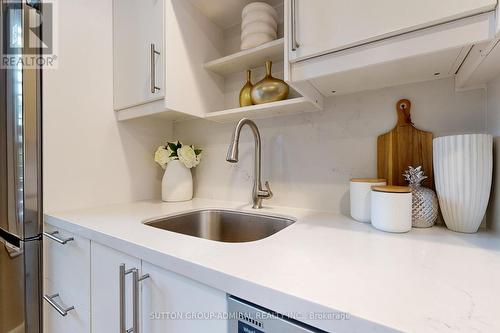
top-left (44, 293), bottom-right (75, 317)
top-left (43, 231), bottom-right (74, 245)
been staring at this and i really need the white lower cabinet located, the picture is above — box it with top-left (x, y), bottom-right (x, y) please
top-left (43, 224), bottom-right (91, 333)
top-left (91, 242), bottom-right (142, 333)
top-left (141, 261), bottom-right (228, 332)
top-left (43, 225), bottom-right (229, 333)
top-left (89, 241), bottom-right (228, 333)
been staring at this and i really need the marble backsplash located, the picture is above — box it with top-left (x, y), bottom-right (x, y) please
top-left (486, 76), bottom-right (500, 233)
top-left (174, 78), bottom-right (486, 214)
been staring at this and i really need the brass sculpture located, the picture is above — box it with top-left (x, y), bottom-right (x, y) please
top-left (251, 61), bottom-right (289, 105)
top-left (239, 70), bottom-right (254, 107)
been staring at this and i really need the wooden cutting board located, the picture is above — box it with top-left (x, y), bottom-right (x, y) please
top-left (377, 99), bottom-right (434, 188)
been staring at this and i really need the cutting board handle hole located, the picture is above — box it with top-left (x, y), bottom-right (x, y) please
top-left (397, 99), bottom-right (413, 125)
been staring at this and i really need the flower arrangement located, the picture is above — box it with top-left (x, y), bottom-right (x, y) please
top-left (154, 141), bottom-right (202, 169)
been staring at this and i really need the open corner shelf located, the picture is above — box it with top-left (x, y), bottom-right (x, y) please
top-left (204, 38), bottom-right (285, 76)
top-left (204, 97), bottom-right (318, 123)
top-left (116, 97), bottom-right (320, 123)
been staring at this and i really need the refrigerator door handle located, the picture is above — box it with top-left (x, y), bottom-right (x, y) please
top-left (43, 231), bottom-right (74, 245)
top-left (43, 293), bottom-right (75, 317)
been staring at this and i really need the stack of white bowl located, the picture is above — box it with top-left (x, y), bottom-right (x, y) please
top-left (241, 2), bottom-right (278, 50)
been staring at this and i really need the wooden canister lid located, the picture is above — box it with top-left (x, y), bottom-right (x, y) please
top-left (350, 178), bottom-right (387, 183)
top-left (371, 185), bottom-right (411, 193)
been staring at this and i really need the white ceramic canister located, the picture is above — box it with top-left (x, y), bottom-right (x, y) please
top-left (350, 178), bottom-right (387, 222)
top-left (371, 186), bottom-right (412, 233)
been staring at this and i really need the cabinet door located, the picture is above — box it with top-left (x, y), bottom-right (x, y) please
top-left (43, 224), bottom-right (90, 313)
top-left (141, 261), bottom-right (228, 332)
top-left (289, 0), bottom-right (497, 62)
top-left (113, 0), bottom-right (164, 110)
top-left (91, 242), bottom-right (142, 333)
top-left (43, 225), bottom-right (91, 333)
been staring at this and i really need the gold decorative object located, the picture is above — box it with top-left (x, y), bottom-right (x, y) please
top-left (239, 70), bottom-right (254, 107)
top-left (251, 60), bottom-right (289, 105)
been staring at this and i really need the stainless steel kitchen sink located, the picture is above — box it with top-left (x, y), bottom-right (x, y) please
top-left (144, 210), bottom-right (295, 243)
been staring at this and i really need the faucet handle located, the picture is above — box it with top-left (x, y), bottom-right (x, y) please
top-left (263, 181), bottom-right (273, 199)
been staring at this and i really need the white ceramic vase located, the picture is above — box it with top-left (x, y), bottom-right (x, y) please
top-left (161, 160), bottom-right (193, 202)
top-left (433, 134), bottom-right (493, 233)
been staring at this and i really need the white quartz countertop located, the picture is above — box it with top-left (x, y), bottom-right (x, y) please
top-left (45, 199), bottom-right (500, 333)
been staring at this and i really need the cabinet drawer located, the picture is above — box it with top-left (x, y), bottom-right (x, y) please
top-left (43, 279), bottom-right (90, 333)
top-left (43, 224), bottom-right (90, 313)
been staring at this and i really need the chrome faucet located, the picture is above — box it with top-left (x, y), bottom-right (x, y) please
top-left (226, 118), bottom-right (273, 209)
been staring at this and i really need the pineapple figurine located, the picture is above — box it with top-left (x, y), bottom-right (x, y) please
top-left (403, 166), bottom-right (438, 228)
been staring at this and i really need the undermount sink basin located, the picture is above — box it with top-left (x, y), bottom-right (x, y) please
top-left (144, 209), bottom-right (295, 243)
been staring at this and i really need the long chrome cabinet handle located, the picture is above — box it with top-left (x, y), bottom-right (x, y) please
top-left (291, 0), bottom-right (299, 51)
top-left (43, 293), bottom-right (75, 317)
top-left (120, 264), bottom-right (135, 333)
top-left (43, 231), bottom-right (74, 245)
top-left (120, 265), bottom-right (150, 333)
top-left (150, 43), bottom-right (161, 93)
top-left (133, 270), bottom-right (150, 333)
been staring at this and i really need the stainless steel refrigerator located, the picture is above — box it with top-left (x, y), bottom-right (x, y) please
top-left (0, 1), bottom-right (43, 332)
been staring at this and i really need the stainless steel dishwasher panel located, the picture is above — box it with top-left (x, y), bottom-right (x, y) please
top-left (228, 296), bottom-right (328, 333)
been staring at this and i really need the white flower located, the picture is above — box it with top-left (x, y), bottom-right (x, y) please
top-left (177, 145), bottom-right (200, 169)
top-left (154, 146), bottom-right (170, 169)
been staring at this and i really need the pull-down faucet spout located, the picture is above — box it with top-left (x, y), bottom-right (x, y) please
top-left (226, 118), bottom-right (273, 209)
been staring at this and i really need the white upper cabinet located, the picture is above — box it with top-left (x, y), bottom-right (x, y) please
top-left (113, 0), bottom-right (324, 122)
top-left (111, 0), bottom-right (499, 119)
top-left (113, 0), bottom-right (164, 111)
top-left (289, 0), bottom-right (497, 62)
top-left (286, 0), bottom-right (498, 96)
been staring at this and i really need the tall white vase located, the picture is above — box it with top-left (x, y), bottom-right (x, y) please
top-left (433, 134), bottom-right (493, 233)
top-left (161, 160), bottom-right (193, 202)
